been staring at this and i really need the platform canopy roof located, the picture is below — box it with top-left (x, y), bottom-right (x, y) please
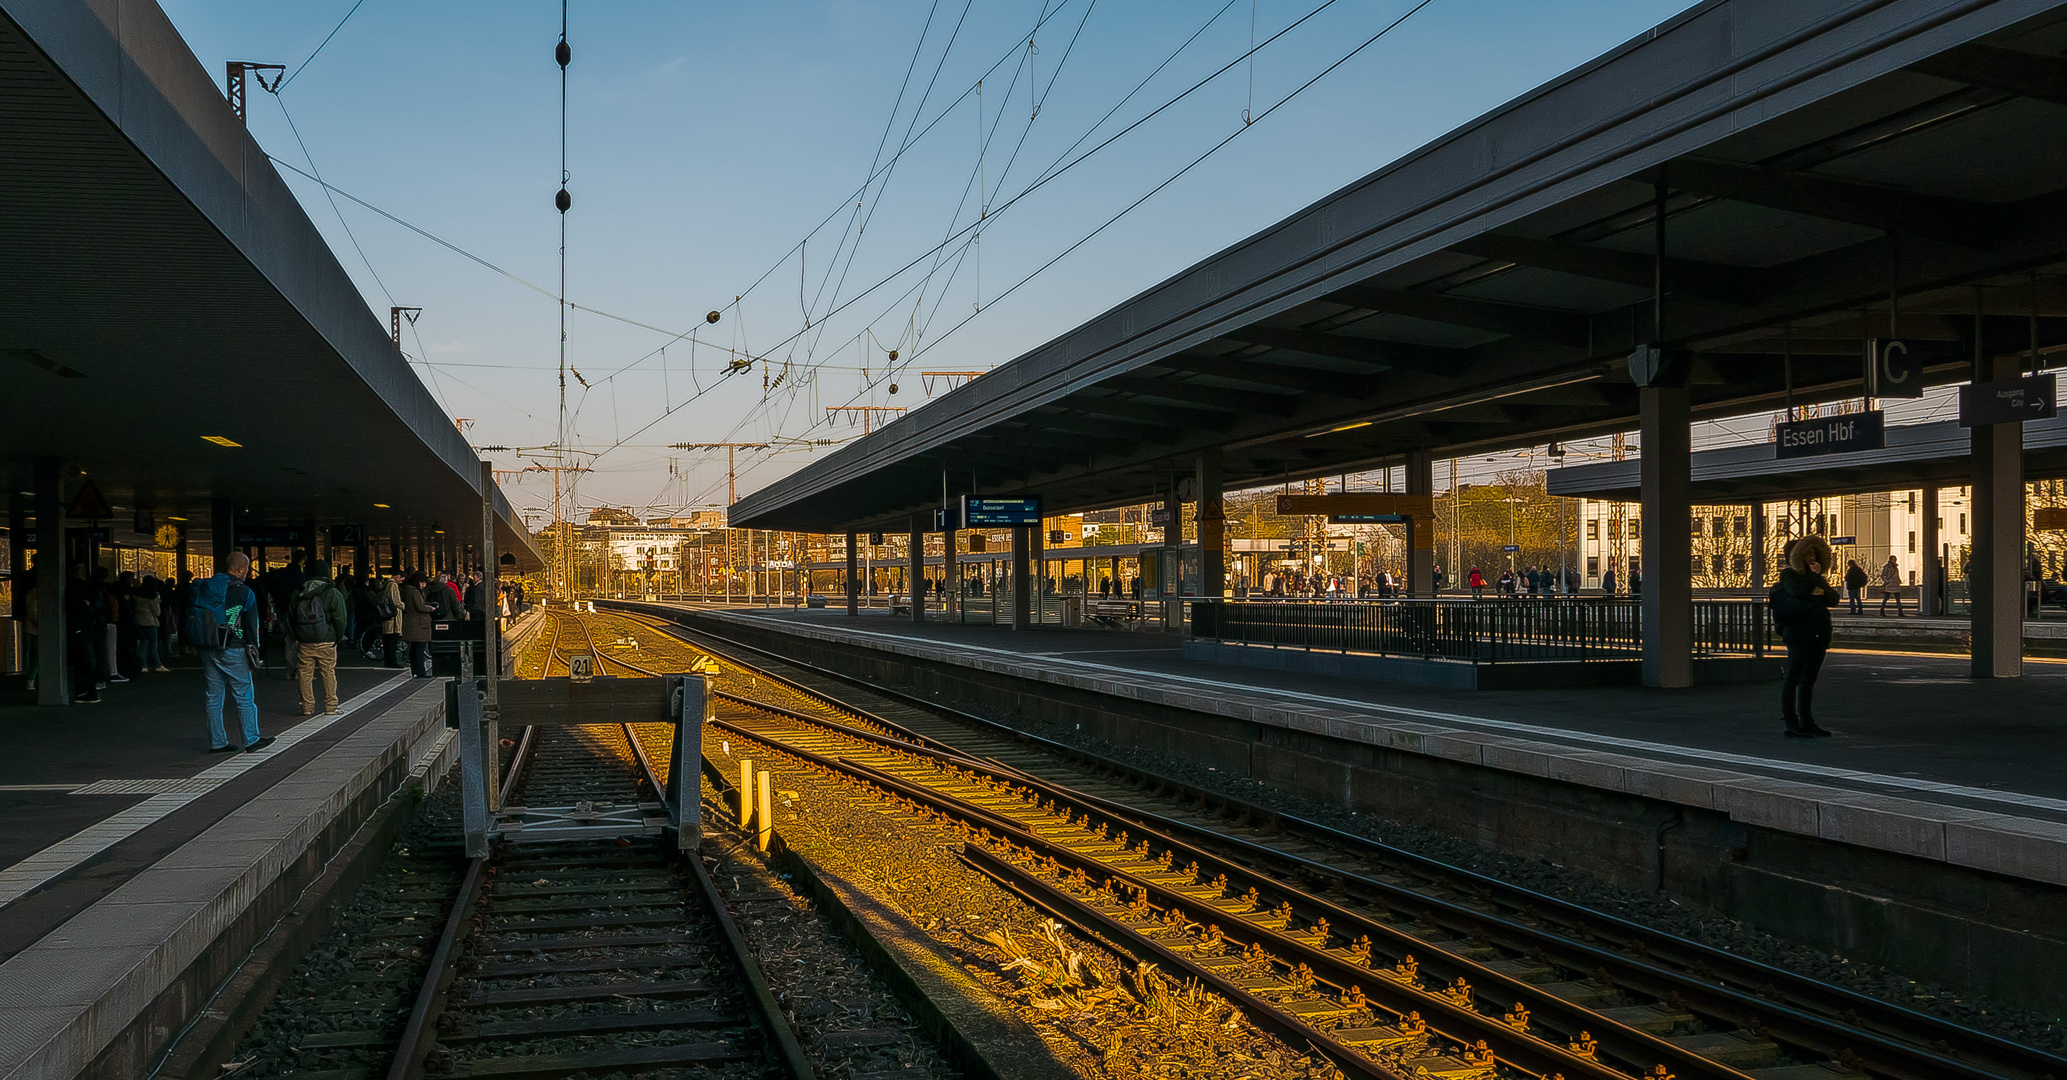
top-left (1546, 414), bottom-right (2067, 502)
top-left (0, 0), bottom-right (541, 569)
top-left (732, 0), bottom-right (2067, 534)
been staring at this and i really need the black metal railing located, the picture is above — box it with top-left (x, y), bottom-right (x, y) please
top-left (1190, 598), bottom-right (1768, 664)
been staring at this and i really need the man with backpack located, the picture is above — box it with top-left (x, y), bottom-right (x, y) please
top-left (289, 559), bottom-right (349, 716)
top-left (189, 552), bottom-right (271, 753)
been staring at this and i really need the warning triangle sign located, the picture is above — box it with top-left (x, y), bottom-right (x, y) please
top-left (67, 479), bottom-right (113, 520)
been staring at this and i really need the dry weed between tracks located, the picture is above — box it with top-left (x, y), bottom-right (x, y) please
top-left (712, 731), bottom-right (1346, 1080)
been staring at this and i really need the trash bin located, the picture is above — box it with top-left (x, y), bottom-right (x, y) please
top-left (430, 619), bottom-right (486, 677)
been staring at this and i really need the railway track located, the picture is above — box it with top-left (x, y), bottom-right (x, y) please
top-left (380, 607), bottom-right (812, 1080)
top-left (592, 602), bottom-right (2066, 1080)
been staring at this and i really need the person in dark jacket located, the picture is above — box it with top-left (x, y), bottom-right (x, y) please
top-left (1776, 536), bottom-right (1840, 738)
top-left (1842, 559), bottom-right (1868, 615)
top-left (289, 560), bottom-right (350, 716)
top-left (430, 572), bottom-right (464, 621)
top-left (400, 572), bottom-right (439, 678)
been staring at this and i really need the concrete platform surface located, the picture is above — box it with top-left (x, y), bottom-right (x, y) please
top-left (0, 668), bottom-right (451, 1080)
top-left (671, 605), bottom-right (2067, 888)
top-left (0, 650), bottom-right (413, 896)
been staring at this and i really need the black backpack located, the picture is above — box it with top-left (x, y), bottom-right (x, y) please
top-left (291, 584), bottom-right (334, 643)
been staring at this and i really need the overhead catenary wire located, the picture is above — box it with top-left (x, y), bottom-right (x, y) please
top-left (605, 0), bottom-right (1399, 466)
top-left (279, 0), bottom-right (367, 91)
top-left (708, 0), bottom-right (1444, 490)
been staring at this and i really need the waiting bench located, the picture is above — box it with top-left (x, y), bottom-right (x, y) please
top-left (1087, 599), bottom-right (1143, 628)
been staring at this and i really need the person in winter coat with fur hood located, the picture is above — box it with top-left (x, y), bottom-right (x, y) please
top-left (1773, 536), bottom-right (1840, 737)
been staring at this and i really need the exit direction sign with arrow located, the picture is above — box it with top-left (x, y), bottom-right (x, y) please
top-left (1959, 373), bottom-right (2056, 427)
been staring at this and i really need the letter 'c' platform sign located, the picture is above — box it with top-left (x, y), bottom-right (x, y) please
top-left (1775, 411), bottom-right (1885, 459)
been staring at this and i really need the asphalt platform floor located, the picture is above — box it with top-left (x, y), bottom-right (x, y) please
top-left (0, 646), bottom-right (410, 873)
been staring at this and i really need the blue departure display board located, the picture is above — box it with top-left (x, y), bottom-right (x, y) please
top-left (962, 497), bottom-right (1042, 526)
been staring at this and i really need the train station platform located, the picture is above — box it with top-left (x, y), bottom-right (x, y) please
top-left (0, 653), bottom-right (456, 1080)
top-left (625, 600), bottom-right (2067, 1011)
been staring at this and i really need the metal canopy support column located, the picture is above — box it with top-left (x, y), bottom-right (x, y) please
top-left (34, 458), bottom-right (66, 706)
top-left (1197, 450), bottom-right (1225, 600)
top-left (1749, 501), bottom-right (1768, 588)
top-left (1970, 352), bottom-right (2024, 678)
top-left (1160, 483), bottom-right (1181, 629)
top-left (943, 523), bottom-right (958, 622)
top-left (908, 517), bottom-right (926, 624)
top-left (845, 532), bottom-right (858, 616)
top-left (479, 461), bottom-right (501, 812)
top-left (1011, 526), bottom-right (1031, 630)
top-left (1921, 487), bottom-right (1942, 616)
top-left (212, 497), bottom-right (235, 570)
top-left (1406, 452), bottom-right (1435, 597)
top-left (1641, 385), bottom-right (1694, 688)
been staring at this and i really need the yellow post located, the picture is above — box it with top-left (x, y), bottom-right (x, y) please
top-left (756, 769), bottom-right (774, 853)
top-left (738, 759), bottom-right (755, 830)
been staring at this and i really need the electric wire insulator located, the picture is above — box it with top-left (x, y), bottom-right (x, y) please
top-left (706, 311), bottom-right (721, 324)
top-left (556, 188), bottom-right (572, 213)
top-left (556, 40), bottom-right (571, 68)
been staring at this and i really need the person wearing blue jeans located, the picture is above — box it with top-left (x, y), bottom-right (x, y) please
top-left (196, 552), bottom-right (275, 754)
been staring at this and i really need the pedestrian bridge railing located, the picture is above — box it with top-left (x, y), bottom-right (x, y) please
top-left (1189, 598), bottom-right (1771, 664)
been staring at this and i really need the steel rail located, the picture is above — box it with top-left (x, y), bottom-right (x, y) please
top-left (623, 605), bottom-right (2065, 1080)
top-left (383, 856), bottom-right (490, 1080)
top-left (711, 710), bottom-right (1702, 1080)
top-left (386, 610), bottom-right (816, 1079)
top-left (620, 694), bottom-right (817, 1080)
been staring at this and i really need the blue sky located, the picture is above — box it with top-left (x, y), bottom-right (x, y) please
top-left (160, 0), bottom-right (1695, 524)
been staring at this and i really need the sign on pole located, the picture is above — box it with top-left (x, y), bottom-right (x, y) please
top-left (1864, 339), bottom-right (1926, 398)
top-left (1959, 373), bottom-right (2056, 427)
top-left (1774, 411), bottom-right (1885, 459)
top-left (961, 496), bottom-right (1042, 526)
top-left (1276, 493), bottom-right (1436, 517)
top-left (234, 525), bottom-right (311, 546)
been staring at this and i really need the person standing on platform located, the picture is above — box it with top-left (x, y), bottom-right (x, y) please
top-left (114, 570), bottom-right (139, 680)
top-left (401, 571), bottom-right (439, 678)
top-left (190, 553), bottom-right (271, 752)
top-left (465, 571), bottom-right (489, 622)
top-left (1773, 537), bottom-right (1839, 738)
top-left (1468, 567), bottom-right (1486, 600)
top-left (378, 570), bottom-right (405, 668)
top-left (289, 559), bottom-right (348, 716)
top-left (1879, 556), bottom-right (1905, 617)
top-left (1843, 559), bottom-right (1867, 615)
top-left (135, 576), bottom-right (167, 672)
top-left (67, 563), bottom-right (101, 703)
top-left (171, 570), bottom-right (195, 658)
top-left (1600, 566), bottom-right (1617, 595)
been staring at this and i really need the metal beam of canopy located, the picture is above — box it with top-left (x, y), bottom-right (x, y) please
top-left (0, 0), bottom-right (542, 570)
top-left (728, 0), bottom-right (2067, 536)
